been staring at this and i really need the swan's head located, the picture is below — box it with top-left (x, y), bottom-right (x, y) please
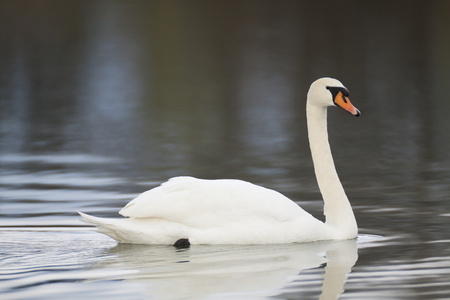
top-left (308, 77), bottom-right (360, 117)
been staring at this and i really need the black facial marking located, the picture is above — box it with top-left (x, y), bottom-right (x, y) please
top-left (326, 86), bottom-right (350, 105)
top-left (341, 87), bottom-right (350, 97)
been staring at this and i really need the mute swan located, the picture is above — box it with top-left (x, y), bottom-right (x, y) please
top-left (79, 77), bottom-right (361, 245)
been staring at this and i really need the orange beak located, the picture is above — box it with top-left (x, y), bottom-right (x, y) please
top-left (334, 91), bottom-right (360, 117)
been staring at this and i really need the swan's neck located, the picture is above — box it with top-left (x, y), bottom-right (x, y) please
top-left (306, 103), bottom-right (357, 238)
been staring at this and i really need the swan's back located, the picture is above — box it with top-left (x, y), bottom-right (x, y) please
top-left (119, 176), bottom-right (312, 228)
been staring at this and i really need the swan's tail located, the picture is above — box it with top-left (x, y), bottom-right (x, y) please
top-left (78, 211), bottom-right (104, 226)
top-left (78, 211), bottom-right (188, 245)
top-left (78, 211), bottom-right (132, 243)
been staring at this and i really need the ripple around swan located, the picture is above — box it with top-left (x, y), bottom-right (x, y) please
top-left (0, 153), bottom-right (138, 227)
top-left (1, 149), bottom-right (450, 299)
top-left (3, 230), bottom-right (449, 299)
top-left (0, 230), bottom-right (357, 299)
top-left (345, 257), bottom-right (450, 299)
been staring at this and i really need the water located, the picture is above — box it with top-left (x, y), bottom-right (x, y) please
top-left (1, 1), bottom-right (450, 299)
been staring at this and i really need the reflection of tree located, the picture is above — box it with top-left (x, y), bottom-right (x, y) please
top-left (1, 1), bottom-right (444, 181)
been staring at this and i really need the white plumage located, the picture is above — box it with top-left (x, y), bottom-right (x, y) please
top-left (79, 77), bottom-right (360, 245)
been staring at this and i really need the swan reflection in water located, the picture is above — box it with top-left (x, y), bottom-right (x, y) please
top-left (91, 237), bottom-right (378, 299)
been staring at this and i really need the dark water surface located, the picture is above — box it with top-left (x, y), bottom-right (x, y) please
top-left (1, 1), bottom-right (450, 299)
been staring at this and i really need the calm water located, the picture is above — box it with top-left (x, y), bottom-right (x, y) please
top-left (1, 1), bottom-right (450, 299)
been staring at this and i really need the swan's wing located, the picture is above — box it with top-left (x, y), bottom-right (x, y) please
top-left (119, 176), bottom-right (313, 228)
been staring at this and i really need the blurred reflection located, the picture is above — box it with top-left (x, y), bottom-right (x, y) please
top-left (96, 239), bottom-right (358, 299)
top-left (1, 1), bottom-right (448, 178)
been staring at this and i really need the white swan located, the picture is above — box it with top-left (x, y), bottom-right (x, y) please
top-left (79, 77), bottom-right (361, 245)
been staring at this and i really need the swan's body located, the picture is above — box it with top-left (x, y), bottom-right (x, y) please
top-left (79, 77), bottom-right (361, 245)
